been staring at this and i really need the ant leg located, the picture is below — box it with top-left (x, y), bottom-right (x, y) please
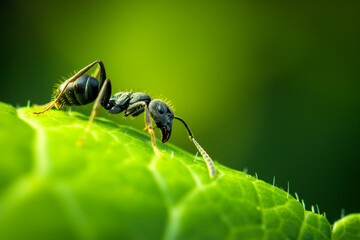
top-left (32, 101), bottom-right (55, 109)
top-left (33, 60), bottom-right (106, 115)
top-left (77, 78), bottom-right (111, 146)
top-left (92, 65), bottom-right (101, 79)
top-left (143, 103), bottom-right (163, 158)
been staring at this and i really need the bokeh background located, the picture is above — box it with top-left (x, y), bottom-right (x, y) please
top-left (1, 0), bottom-right (359, 224)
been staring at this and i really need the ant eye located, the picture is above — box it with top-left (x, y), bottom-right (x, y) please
top-left (157, 105), bottom-right (165, 114)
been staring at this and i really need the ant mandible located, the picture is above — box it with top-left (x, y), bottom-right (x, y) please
top-left (33, 60), bottom-right (216, 178)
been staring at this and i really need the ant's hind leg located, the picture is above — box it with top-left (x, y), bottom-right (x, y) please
top-left (92, 65), bottom-right (101, 79)
top-left (33, 60), bottom-right (106, 115)
top-left (77, 78), bottom-right (111, 146)
top-left (32, 101), bottom-right (55, 109)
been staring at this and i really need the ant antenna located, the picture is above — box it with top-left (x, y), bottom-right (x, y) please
top-left (174, 117), bottom-right (216, 178)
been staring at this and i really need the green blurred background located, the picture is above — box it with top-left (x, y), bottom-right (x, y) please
top-left (1, 0), bottom-right (359, 224)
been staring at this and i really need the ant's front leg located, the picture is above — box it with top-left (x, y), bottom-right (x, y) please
top-left (121, 99), bottom-right (163, 157)
top-left (121, 95), bottom-right (162, 158)
top-left (142, 102), bottom-right (163, 158)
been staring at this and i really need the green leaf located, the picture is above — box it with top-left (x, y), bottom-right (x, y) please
top-left (332, 214), bottom-right (360, 240)
top-left (0, 102), bottom-right (358, 240)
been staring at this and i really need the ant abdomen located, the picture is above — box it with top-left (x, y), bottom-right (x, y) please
top-left (53, 75), bottom-right (99, 109)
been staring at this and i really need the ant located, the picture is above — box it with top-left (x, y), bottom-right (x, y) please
top-left (33, 60), bottom-right (216, 178)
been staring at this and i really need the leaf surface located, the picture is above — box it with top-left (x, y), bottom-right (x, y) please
top-left (0, 102), bottom-right (358, 240)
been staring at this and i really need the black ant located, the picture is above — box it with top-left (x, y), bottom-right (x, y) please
top-left (33, 60), bottom-right (216, 178)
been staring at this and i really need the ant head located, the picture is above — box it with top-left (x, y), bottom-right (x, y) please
top-left (149, 99), bottom-right (174, 143)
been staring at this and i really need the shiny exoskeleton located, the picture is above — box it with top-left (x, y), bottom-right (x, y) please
top-left (108, 93), bottom-right (173, 142)
top-left (54, 75), bottom-right (104, 108)
top-left (33, 60), bottom-right (216, 178)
